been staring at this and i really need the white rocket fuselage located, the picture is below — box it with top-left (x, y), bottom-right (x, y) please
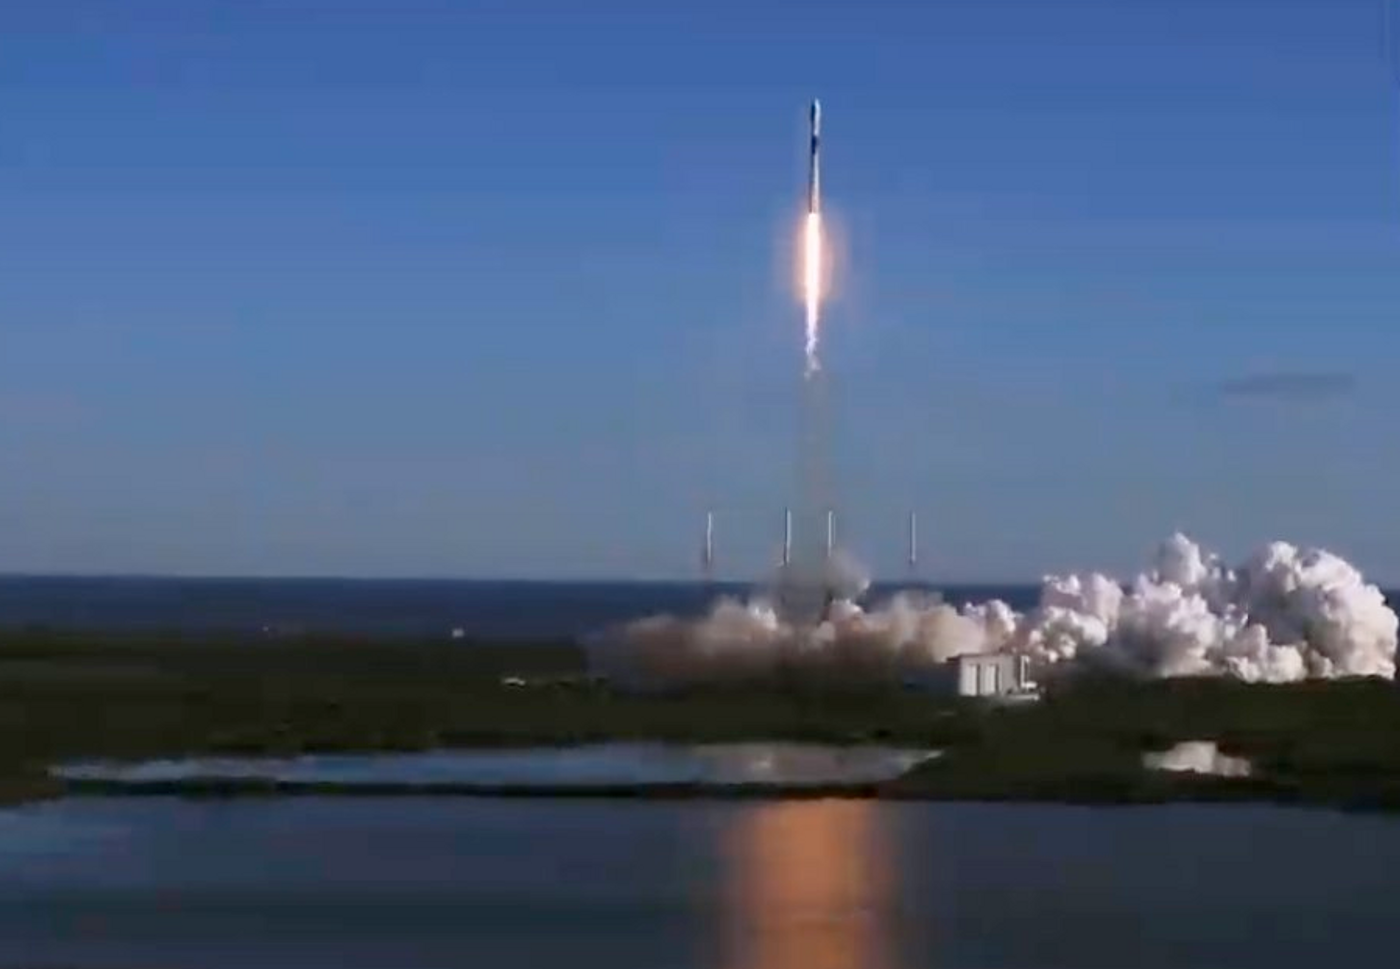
top-left (807, 100), bottom-right (821, 215)
top-left (782, 508), bottom-right (793, 568)
top-left (702, 510), bottom-right (714, 575)
top-left (908, 511), bottom-right (918, 573)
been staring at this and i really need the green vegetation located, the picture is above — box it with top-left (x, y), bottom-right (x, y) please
top-left (2, 629), bottom-right (1399, 810)
top-left (0, 628), bottom-right (961, 801)
top-left (888, 675), bottom-right (1400, 810)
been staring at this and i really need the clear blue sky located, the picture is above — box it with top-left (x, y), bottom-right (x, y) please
top-left (3, 0), bottom-right (1400, 582)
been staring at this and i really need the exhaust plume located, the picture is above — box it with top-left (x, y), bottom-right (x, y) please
top-left (803, 211), bottom-right (823, 377)
top-left (587, 534), bottom-right (1397, 689)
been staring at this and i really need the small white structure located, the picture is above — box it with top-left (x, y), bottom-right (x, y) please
top-left (1143, 741), bottom-right (1252, 778)
top-left (951, 653), bottom-right (1035, 699)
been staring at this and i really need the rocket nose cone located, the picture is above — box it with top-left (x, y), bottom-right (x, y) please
top-left (810, 100), bottom-right (821, 131)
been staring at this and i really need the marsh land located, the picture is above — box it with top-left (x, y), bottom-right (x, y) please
top-left (2, 630), bottom-right (1398, 810)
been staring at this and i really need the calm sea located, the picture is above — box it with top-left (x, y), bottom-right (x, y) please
top-left (0, 577), bottom-right (1038, 639)
top-left (0, 797), bottom-right (1395, 968)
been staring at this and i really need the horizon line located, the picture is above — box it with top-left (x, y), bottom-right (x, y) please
top-left (0, 569), bottom-right (1044, 588)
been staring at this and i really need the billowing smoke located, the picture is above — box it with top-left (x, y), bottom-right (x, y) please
top-left (772, 548), bottom-right (870, 623)
top-left (587, 534), bottom-right (1397, 688)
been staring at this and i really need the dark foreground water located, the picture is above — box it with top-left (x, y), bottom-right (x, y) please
top-left (0, 577), bottom-right (1036, 639)
top-left (0, 798), bottom-right (1395, 969)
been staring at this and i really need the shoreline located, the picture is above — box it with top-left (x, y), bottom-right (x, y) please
top-left (15, 753), bottom-right (1400, 815)
top-left (3, 629), bottom-right (1399, 813)
top-left (18, 771), bottom-right (1398, 816)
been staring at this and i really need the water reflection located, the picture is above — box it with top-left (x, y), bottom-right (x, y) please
top-left (1, 799), bottom-right (1397, 968)
top-left (720, 801), bottom-right (895, 969)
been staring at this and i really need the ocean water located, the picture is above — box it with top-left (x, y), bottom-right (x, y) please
top-left (0, 798), bottom-right (1395, 969)
top-left (0, 576), bottom-right (1038, 639)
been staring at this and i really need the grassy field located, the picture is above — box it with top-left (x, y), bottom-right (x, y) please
top-left (3, 629), bottom-right (1399, 810)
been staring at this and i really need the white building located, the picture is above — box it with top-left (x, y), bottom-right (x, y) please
top-left (951, 653), bottom-right (1035, 699)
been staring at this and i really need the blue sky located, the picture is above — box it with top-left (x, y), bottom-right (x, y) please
top-left (3, 0), bottom-right (1400, 581)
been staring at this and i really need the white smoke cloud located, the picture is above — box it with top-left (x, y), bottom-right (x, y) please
top-left (587, 534), bottom-right (1397, 688)
top-left (1144, 741), bottom-right (1253, 778)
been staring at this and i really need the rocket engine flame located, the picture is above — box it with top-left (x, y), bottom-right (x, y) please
top-left (803, 211), bottom-right (824, 377)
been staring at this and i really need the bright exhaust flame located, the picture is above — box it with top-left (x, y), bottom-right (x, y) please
top-left (803, 211), bottom-right (824, 377)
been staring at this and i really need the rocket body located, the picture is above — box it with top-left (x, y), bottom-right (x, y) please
top-left (908, 511), bottom-right (918, 574)
top-left (782, 507), bottom-right (793, 568)
top-left (702, 510), bottom-right (714, 575)
top-left (807, 100), bottom-right (821, 215)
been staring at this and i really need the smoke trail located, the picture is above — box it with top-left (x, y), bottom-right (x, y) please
top-left (777, 350), bottom-right (834, 625)
top-left (775, 206), bottom-right (838, 627)
top-left (588, 535), bottom-right (1398, 688)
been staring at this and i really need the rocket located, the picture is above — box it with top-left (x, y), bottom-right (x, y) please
top-left (825, 508), bottom-right (835, 561)
top-left (807, 100), bottom-right (822, 215)
top-left (908, 511), bottom-right (918, 574)
top-left (782, 507), bottom-right (793, 568)
top-left (701, 510), bottom-right (714, 577)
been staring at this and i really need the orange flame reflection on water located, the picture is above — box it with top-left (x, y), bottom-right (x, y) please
top-left (720, 800), bottom-right (895, 969)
